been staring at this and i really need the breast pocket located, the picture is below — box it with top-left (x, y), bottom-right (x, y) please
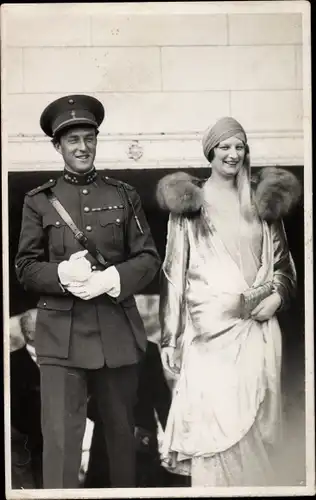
top-left (98, 210), bottom-right (125, 251)
top-left (43, 214), bottom-right (66, 256)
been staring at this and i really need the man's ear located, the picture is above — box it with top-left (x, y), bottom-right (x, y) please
top-left (52, 139), bottom-right (62, 155)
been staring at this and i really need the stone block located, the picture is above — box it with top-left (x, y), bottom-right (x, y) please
top-left (4, 6), bottom-right (91, 47)
top-left (23, 47), bottom-right (161, 93)
top-left (162, 46), bottom-right (296, 91)
top-left (94, 91), bottom-right (230, 134)
top-left (92, 13), bottom-right (227, 46)
top-left (249, 136), bottom-right (304, 165)
top-left (6, 93), bottom-right (67, 136)
top-left (5, 48), bottom-right (23, 93)
top-left (231, 90), bottom-right (303, 131)
top-left (228, 13), bottom-right (302, 45)
top-left (229, 45), bottom-right (296, 90)
top-left (295, 45), bottom-right (303, 89)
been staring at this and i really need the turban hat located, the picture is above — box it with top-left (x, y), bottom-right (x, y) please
top-left (202, 117), bottom-right (247, 160)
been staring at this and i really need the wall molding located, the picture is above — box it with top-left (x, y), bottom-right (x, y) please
top-left (8, 158), bottom-right (304, 173)
top-left (7, 129), bottom-right (304, 171)
top-left (8, 130), bottom-right (304, 142)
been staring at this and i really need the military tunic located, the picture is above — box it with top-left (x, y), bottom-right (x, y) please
top-left (15, 169), bottom-right (161, 370)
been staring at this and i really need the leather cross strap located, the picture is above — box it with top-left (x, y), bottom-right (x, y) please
top-left (46, 190), bottom-right (110, 269)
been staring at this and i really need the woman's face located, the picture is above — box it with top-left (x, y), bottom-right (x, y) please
top-left (211, 136), bottom-right (246, 178)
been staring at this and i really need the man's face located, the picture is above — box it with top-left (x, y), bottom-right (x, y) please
top-left (54, 126), bottom-right (97, 174)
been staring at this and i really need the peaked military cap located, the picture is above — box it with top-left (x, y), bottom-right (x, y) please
top-left (40, 94), bottom-right (105, 138)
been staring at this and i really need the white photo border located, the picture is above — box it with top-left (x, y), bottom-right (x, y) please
top-left (1, 1), bottom-right (314, 498)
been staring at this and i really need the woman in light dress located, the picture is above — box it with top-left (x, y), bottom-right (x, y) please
top-left (156, 117), bottom-right (301, 486)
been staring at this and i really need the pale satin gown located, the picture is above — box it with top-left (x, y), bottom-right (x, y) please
top-left (161, 181), bottom-right (283, 486)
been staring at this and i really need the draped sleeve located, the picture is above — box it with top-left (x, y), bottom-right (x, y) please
top-left (160, 214), bottom-right (189, 348)
top-left (271, 220), bottom-right (297, 311)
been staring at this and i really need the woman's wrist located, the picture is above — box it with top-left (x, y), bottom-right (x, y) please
top-left (161, 344), bottom-right (176, 349)
top-left (272, 290), bottom-right (283, 311)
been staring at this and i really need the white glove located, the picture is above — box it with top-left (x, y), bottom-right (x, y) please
top-left (58, 250), bottom-right (92, 285)
top-left (66, 267), bottom-right (121, 300)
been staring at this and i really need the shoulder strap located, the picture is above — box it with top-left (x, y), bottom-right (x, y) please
top-left (27, 179), bottom-right (56, 197)
top-left (102, 175), bottom-right (134, 191)
top-left (46, 190), bottom-right (110, 269)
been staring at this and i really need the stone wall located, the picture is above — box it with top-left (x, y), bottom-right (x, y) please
top-left (2, 3), bottom-right (305, 171)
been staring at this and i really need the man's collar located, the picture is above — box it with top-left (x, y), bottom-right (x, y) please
top-left (63, 166), bottom-right (98, 185)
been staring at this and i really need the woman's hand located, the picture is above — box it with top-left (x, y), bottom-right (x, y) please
top-left (161, 346), bottom-right (180, 378)
top-left (251, 292), bottom-right (282, 322)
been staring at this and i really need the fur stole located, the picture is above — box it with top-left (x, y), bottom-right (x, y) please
top-left (156, 167), bottom-right (302, 222)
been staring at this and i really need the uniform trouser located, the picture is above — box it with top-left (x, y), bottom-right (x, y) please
top-left (40, 363), bottom-right (138, 489)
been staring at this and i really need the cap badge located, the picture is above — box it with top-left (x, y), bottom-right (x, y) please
top-left (70, 110), bottom-right (76, 119)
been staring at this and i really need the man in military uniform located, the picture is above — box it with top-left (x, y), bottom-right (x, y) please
top-left (15, 94), bottom-right (161, 489)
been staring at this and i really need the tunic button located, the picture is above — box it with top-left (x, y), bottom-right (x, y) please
top-left (43, 302), bottom-right (47, 307)
top-left (92, 265), bottom-right (97, 270)
top-left (84, 206), bottom-right (90, 213)
top-left (55, 221), bottom-right (60, 226)
top-left (86, 225), bottom-right (92, 232)
top-left (82, 189), bottom-right (89, 195)
top-left (116, 219), bottom-right (121, 223)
